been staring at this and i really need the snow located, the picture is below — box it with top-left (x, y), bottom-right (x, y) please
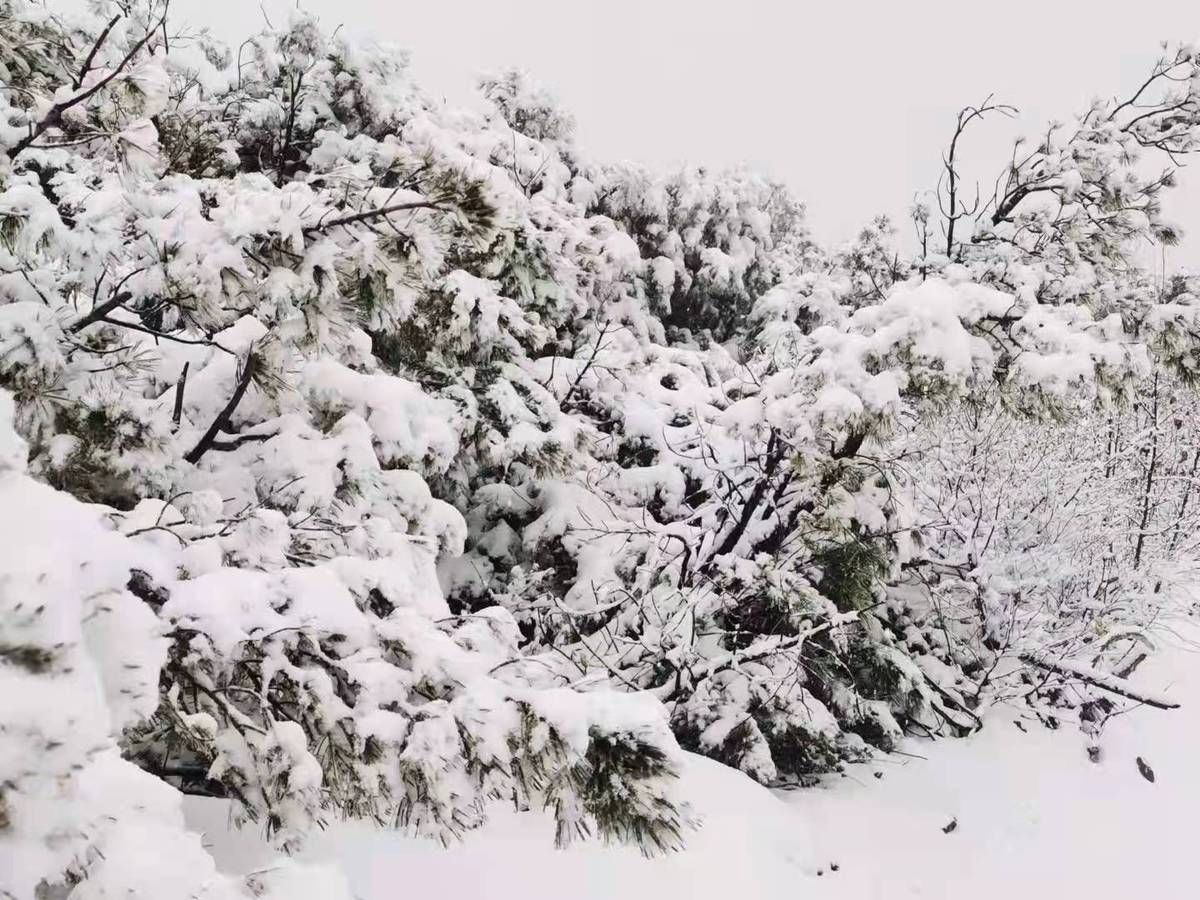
top-left (5, 8), bottom-right (1200, 896)
top-left (185, 753), bottom-right (814, 899)
top-left (797, 622), bottom-right (1200, 899)
top-left (188, 621), bottom-right (1200, 899)
top-left (300, 359), bottom-right (461, 470)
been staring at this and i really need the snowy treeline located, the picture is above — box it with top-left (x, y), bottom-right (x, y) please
top-left (2, 2), bottom-right (1200, 897)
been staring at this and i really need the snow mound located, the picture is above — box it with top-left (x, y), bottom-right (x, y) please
top-left (186, 752), bottom-right (815, 899)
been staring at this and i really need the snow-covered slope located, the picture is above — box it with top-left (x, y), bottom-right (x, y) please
top-left (188, 622), bottom-right (1200, 899)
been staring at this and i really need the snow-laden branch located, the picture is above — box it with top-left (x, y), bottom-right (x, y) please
top-left (7, 7), bottom-right (169, 160)
top-left (1020, 653), bottom-right (1181, 710)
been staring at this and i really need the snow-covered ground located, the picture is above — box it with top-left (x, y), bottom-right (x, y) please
top-left (186, 622), bottom-right (1200, 899)
top-left (796, 621), bottom-right (1200, 898)
top-left (187, 753), bottom-right (815, 899)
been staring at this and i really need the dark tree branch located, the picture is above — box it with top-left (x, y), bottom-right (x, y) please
top-left (69, 266), bottom-right (152, 334)
top-left (276, 70), bottom-right (303, 187)
top-left (710, 430), bottom-right (785, 559)
top-left (8, 6), bottom-right (169, 160)
top-left (184, 351), bottom-right (258, 465)
top-left (69, 291), bottom-right (131, 333)
top-left (1020, 653), bottom-right (1180, 710)
top-left (941, 96), bottom-right (1016, 257)
top-left (73, 14), bottom-right (122, 90)
top-left (95, 315), bottom-right (235, 354)
top-left (206, 431), bottom-right (276, 452)
top-left (832, 429), bottom-right (867, 460)
top-left (171, 361), bottom-right (189, 429)
top-left (560, 320), bottom-right (613, 411)
top-left (303, 200), bottom-right (448, 235)
top-left (990, 184), bottom-right (1061, 226)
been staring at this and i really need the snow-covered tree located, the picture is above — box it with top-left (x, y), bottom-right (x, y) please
top-left (449, 47), bottom-right (1200, 782)
top-left (594, 164), bottom-right (816, 340)
top-left (0, 386), bottom-right (361, 900)
top-left (4, 4), bottom-right (1200, 896)
top-left (0, 4), bottom-right (688, 896)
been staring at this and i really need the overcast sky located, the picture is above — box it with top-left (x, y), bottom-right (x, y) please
top-left (174, 0), bottom-right (1200, 269)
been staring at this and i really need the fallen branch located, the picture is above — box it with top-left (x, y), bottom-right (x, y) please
top-left (651, 616), bottom-right (850, 701)
top-left (1020, 652), bottom-right (1180, 710)
top-left (923, 674), bottom-right (983, 731)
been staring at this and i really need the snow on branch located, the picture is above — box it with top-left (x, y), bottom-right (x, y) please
top-left (1020, 653), bottom-right (1181, 710)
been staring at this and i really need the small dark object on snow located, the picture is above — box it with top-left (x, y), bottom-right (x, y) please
top-left (942, 818), bottom-right (958, 834)
top-left (1013, 719), bottom-right (1027, 733)
top-left (1136, 756), bottom-right (1156, 783)
top-left (830, 863), bottom-right (840, 872)
top-left (873, 771), bottom-right (883, 779)
top-left (1087, 745), bottom-right (1102, 763)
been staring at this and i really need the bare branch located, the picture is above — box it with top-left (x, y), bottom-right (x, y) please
top-left (941, 95), bottom-right (1017, 258)
top-left (184, 351), bottom-right (258, 465)
top-left (171, 361), bottom-right (189, 430)
top-left (73, 14), bottom-right (122, 90)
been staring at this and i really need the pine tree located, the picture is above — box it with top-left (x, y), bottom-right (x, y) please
top-left (3, 4), bottom-right (1200, 897)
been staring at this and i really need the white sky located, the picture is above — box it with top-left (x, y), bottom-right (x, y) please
top-left (174, 0), bottom-right (1200, 268)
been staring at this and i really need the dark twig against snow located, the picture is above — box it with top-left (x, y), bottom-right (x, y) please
top-left (184, 351), bottom-right (259, 464)
top-left (1020, 653), bottom-right (1181, 710)
top-left (303, 200), bottom-right (449, 234)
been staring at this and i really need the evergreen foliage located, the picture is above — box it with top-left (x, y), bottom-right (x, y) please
top-left (3, 3), bottom-right (1200, 897)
